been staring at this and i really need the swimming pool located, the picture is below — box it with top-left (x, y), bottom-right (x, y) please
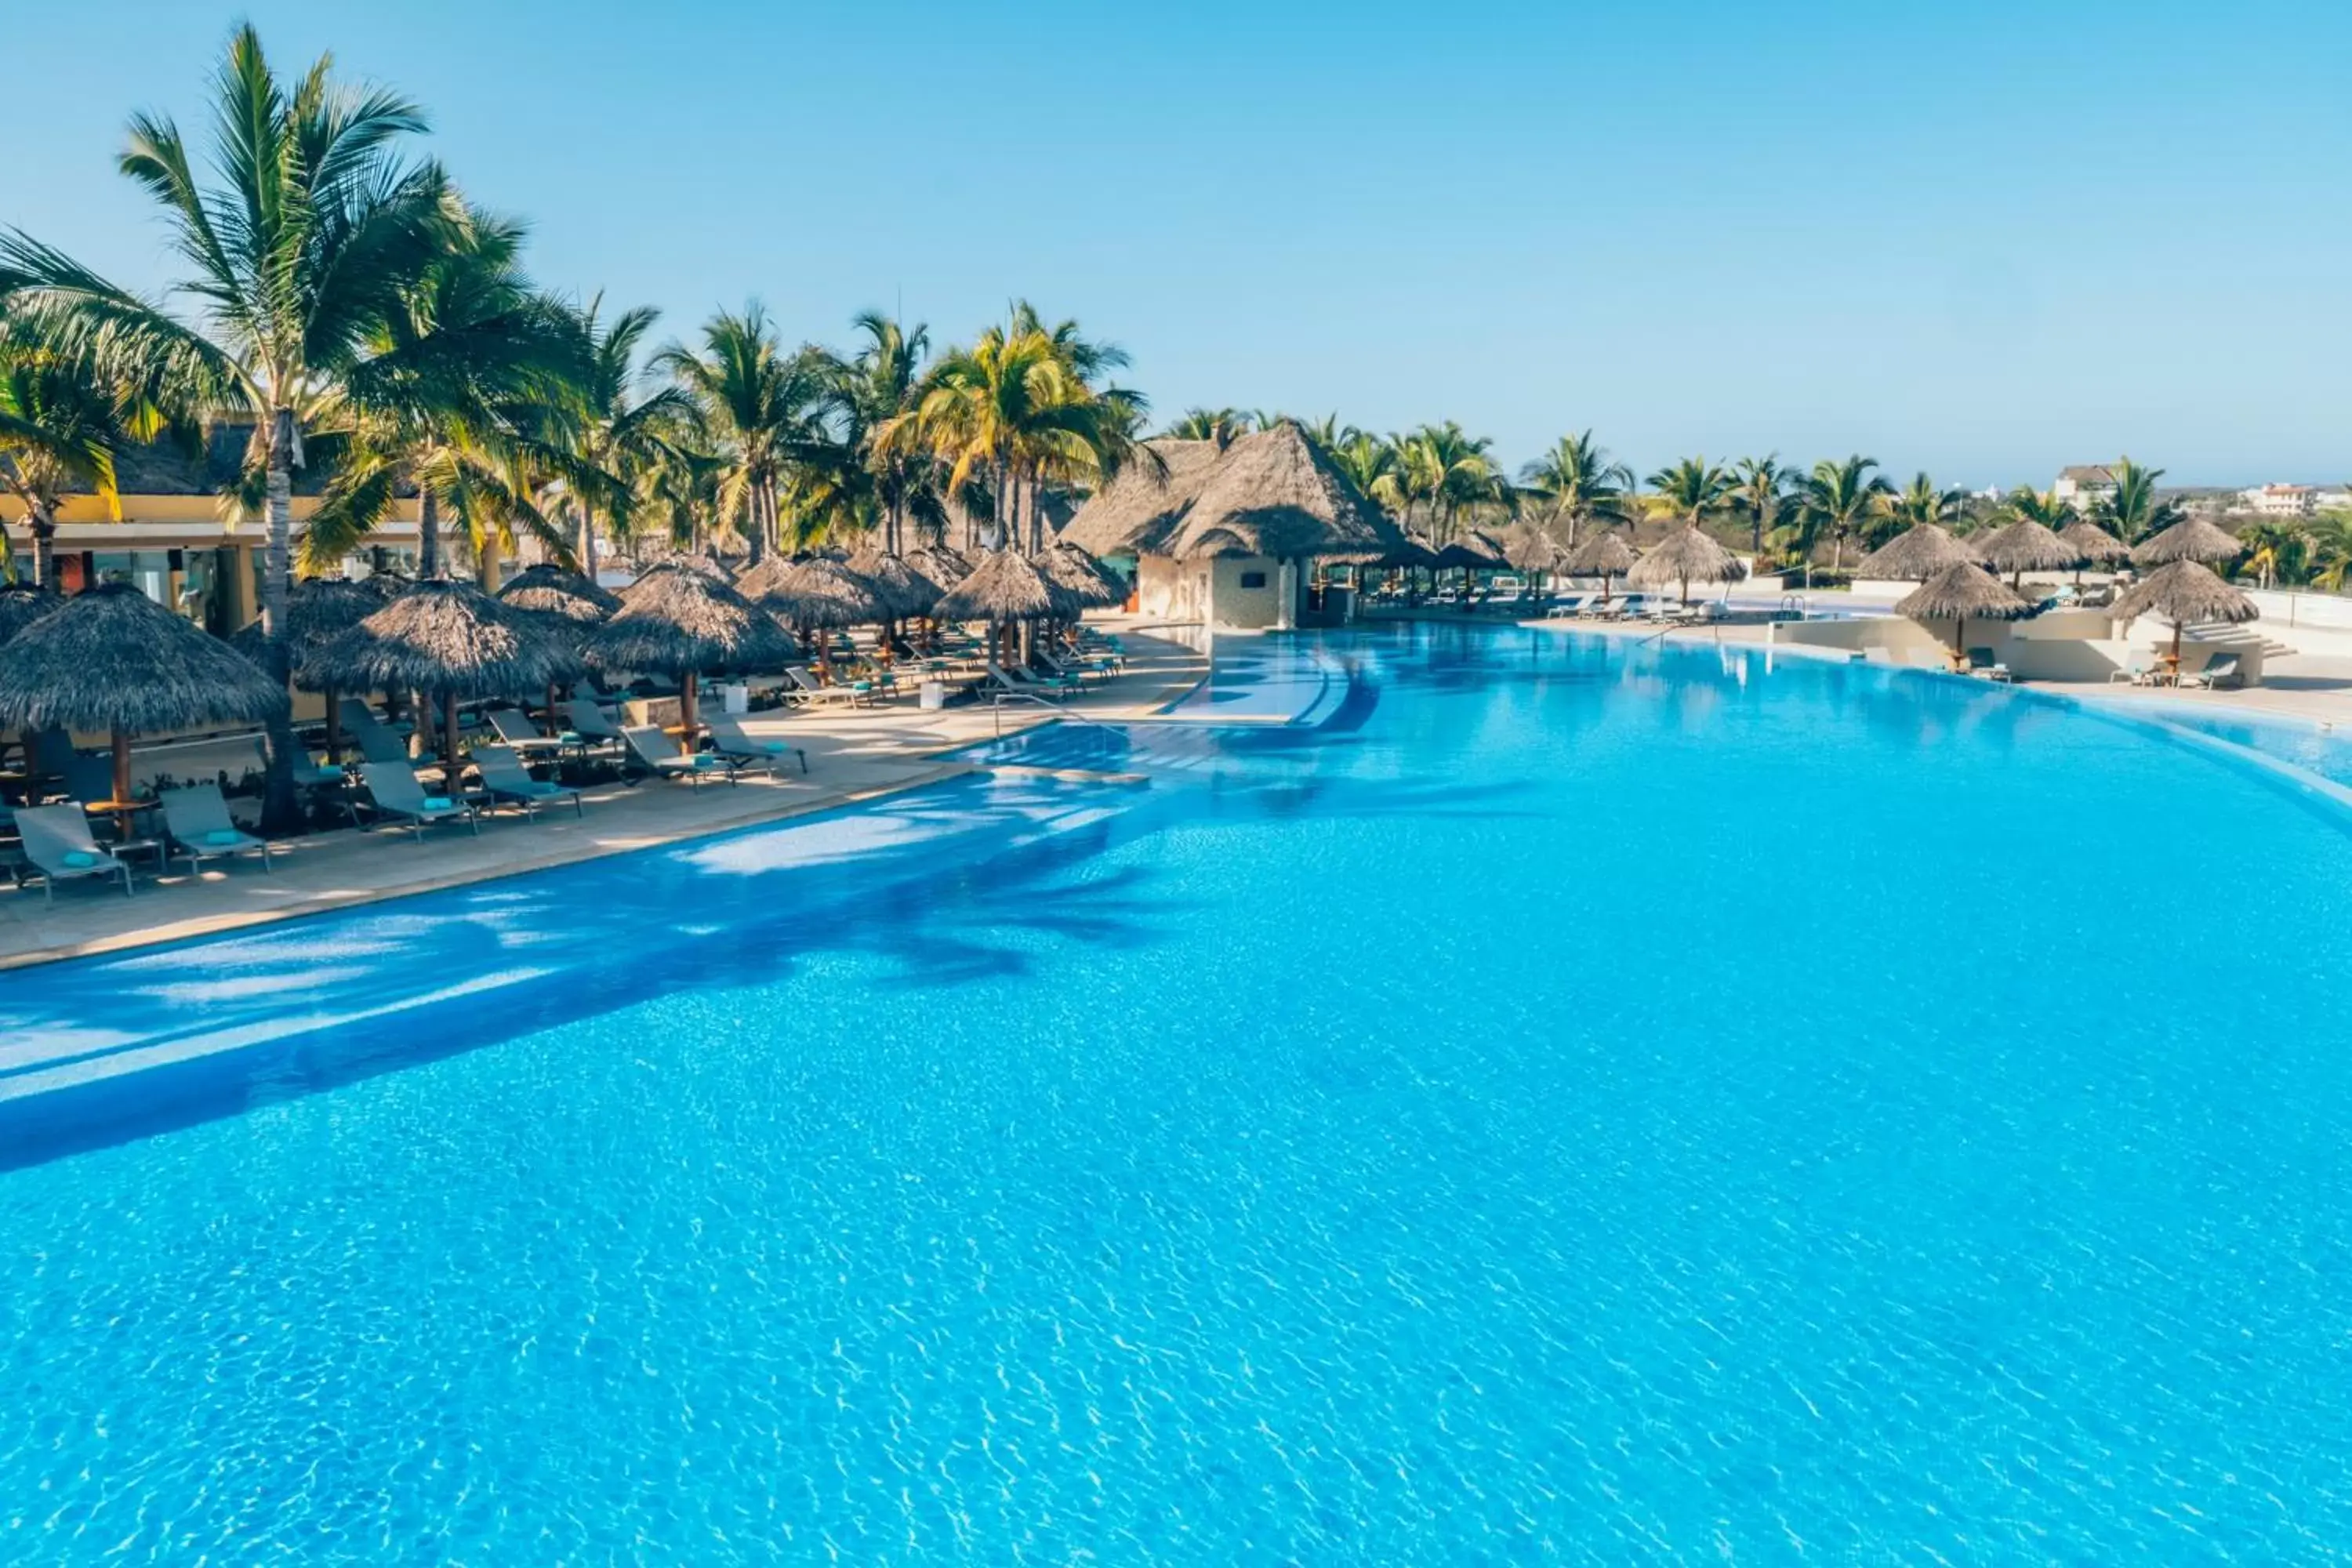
top-left (6, 623), bottom-right (2350, 1561)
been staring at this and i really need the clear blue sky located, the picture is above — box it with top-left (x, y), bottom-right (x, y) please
top-left (3, 1), bottom-right (2346, 488)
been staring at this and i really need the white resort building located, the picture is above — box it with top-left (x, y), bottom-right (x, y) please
top-left (1062, 423), bottom-right (1403, 633)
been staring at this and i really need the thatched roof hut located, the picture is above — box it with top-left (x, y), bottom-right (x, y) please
top-left (311, 581), bottom-right (585, 700)
top-left (1626, 526), bottom-right (1748, 603)
top-left (1564, 532), bottom-right (1639, 577)
top-left (1977, 518), bottom-right (2081, 580)
top-left (1893, 562), bottom-right (2032, 657)
top-left (230, 576), bottom-right (385, 684)
top-left (0, 583), bottom-right (288, 738)
top-left (845, 544), bottom-right (944, 620)
top-left (1032, 544), bottom-right (1125, 610)
top-left (935, 549), bottom-right (1069, 623)
top-left (2060, 520), bottom-right (2132, 565)
top-left (591, 562), bottom-right (797, 680)
top-left (1063, 423), bottom-right (1404, 561)
top-left (909, 544), bottom-right (972, 583)
top-left (497, 564), bottom-right (621, 624)
top-left (0, 585), bottom-right (64, 645)
top-left (1852, 524), bottom-right (1982, 581)
top-left (743, 556), bottom-right (886, 631)
top-left (2111, 559), bottom-right (2258, 630)
top-left (1376, 534), bottom-right (1441, 570)
top-left (1501, 524), bottom-right (1566, 575)
top-left (2132, 516), bottom-right (2243, 568)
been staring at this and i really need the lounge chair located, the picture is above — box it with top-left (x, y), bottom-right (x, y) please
top-left (2183, 652), bottom-right (2245, 691)
top-left (784, 665), bottom-right (865, 708)
top-left (353, 719), bottom-right (431, 768)
top-left (473, 746), bottom-right (585, 819)
top-left (1964, 647), bottom-right (2014, 683)
top-left (2107, 653), bottom-right (2166, 686)
top-left (14, 804), bottom-right (135, 900)
top-left (359, 760), bottom-right (480, 840)
top-left (159, 782), bottom-right (276, 874)
top-left (622, 724), bottom-right (742, 789)
top-left (706, 715), bottom-right (809, 775)
top-left (486, 706), bottom-right (567, 759)
top-left (561, 699), bottom-right (627, 756)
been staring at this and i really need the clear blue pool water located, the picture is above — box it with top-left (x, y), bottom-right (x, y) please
top-left (7, 623), bottom-right (2352, 1562)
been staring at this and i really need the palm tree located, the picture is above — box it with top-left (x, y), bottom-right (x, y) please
top-left (1645, 456), bottom-right (1737, 531)
top-left (307, 212), bottom-right (584, 584)
top-left (0, 25), bottom-right (463, 832)
top-left (1390, 422), bottom-right (1503, 543)
top-left (1871, 471), bottom-right (1966, 548)
top-left (1164, 407), bottom-right (1251, 445)
top-left (1727, 455), bottom-right (1795, 562)
top-left (831, 310), bottom-right (930, 554)
top-left (544, 294), bottom-right (691, 579)
top-left (1793, 456), bottom-right (1895, 575)
top-left (0, 334), bottom-right (166, 586)
top-left (2094, 456), bottom-right (2182, 543)
top-left (1997, 485), bottom-right (2079, 531)
top-left (658, 304), bottom-right (831, 566)
top-left (1521, 431), bottom-right (1633, 550)
top-left (2239, 523), bottom-right (2310, 589)
top-left (1330, 430), bottom-right (1397, 515)
top-left (2304, 510), bottom-right (2352, 590)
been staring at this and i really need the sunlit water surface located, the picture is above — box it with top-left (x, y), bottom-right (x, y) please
top-left (5, 625), bottom-right (2350, 1563)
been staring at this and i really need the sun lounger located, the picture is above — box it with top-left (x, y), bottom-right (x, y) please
top-left (15, 804), bottom-right (135, 900)
top-left (486, 706), bottom-right (567, 759)
top-left (2182, 652), bottom-right (2245, 691)
top-left (473, 746), bottom-right (585, 819)
top-left (353, 719), bottom-right (433, 767)
top-left (1964, 647), bottom-right (2014, 683)
top-left (784, 666), bottom-right (865, 708)
top-left (159, 782), bottom-right (276, 873)
top-left (622, 724), bottom-right (742, 789)
top-left (359, 760), bottom-right (480, 840)
top-left (561, 699), bottom-right (627, 755)
top-left (706, 716), bottom-right (809, 775)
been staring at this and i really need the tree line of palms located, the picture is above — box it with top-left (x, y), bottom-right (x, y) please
top-left (0, 26), bottom-right (1149, 830)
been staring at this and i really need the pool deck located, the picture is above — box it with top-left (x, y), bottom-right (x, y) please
top-left (0, 625), bottom-right (1208, 971)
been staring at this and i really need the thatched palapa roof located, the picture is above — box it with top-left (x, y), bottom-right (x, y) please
top-left (311, 581), bottom-right (584, 698)
top-left (1852, 524), bottom-right (1982, 580)
top-left (845, 545), bottom-right (943, 619)
top-left (743, 557), bottom-right (886, 630)
top-left (0, 583), bottom-right (289, 735)
top-left (1063, 423), bottom-right (1404, 561)
top-left (2059, 520), bottom-right (2132, 565)
top-left (1032, 543), bottom-right (1125, 609)
top-left (1893, 562), bottom-right (2033, 625)
top-left (0, 585), bottom-right (64, 644)
top-left (1626, 527), bottom-right (1748, 594)
top-left (934, 549), bottom-right (1069, 622)
top-left (497, 564), bottom-right (621, 624)
top-left (2132, 516), bottom-right (2244, 568)
top-left (1977, 518), bottom-right (2080, 575)
top-left (592, 561), bottom-right (796, 674)
top-left (230, 576), bottom-right (385, 684)
top-left (1563, 532), bottom-right (1639, 576)
top-left (1433, 532), bottom-right (1510, 572)
top-left (1376, 533), bottom-right (1441, 570)
top-left (2109, 560), bottom-right (2259, 627)
top-left (1501, 524), bottom-right (1566, 575)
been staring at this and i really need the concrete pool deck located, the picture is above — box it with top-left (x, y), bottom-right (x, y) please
top-left (0, 626), bottom-right (1209, 971)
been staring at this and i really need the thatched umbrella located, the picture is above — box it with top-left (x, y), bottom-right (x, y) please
top-left (845, 544), bottom-right (944, 621)
top-left (909, 544), bottom-right (972, 583)
top-left (1627, 525), bottom-right (1748, 605)
top-left (2132, 516), bottom-right (2244, 568)
top-left (1893, 562), bottom-right (2032, 666)
top-left (1031, 544), bottom-right (1124, 610)
top-left (1851, 524), bottom-right (1983, 582)
top-left (2060, 520), bottom-right (2131, 568)
top-left (590, 561), bottom-right (795, 731)
top-left (741, 556), bottom-right (885, 681)
top-left (1563, 531), bottom-right (1639, 604)
top-left (935, 550), bottom-right (1071, 665)
top-left (0, 583), bottom-right (288, 831)
top-left (312, 581), bottom-right (585, 775)
top-left (1976, 518), bottom-right (2080, 588)
top-left (0, 584), bottom-right (64, 644)
top-left (2109, 559), bottom-right (2259, 677)
top-left (498, 564), bottom-right (621, 623)
top-left (230, 576), bottom-right (384, 760)
top-left (1502, 524), bottom-right (1567, 587)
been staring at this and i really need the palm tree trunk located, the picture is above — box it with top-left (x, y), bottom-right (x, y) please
top-left (256, 408), bottom-right (303, 836)
top-left (745, 481), bottom-right (769, 568)
top-left (441, 691), bottom-right (464, 791)
top-left (576, 499), bottom-right (597, 582)
top-left (681, 669), bottom-right (700, 734)
top-left (31, 512), bottom-right (56, 589)
top-left (419, 487), bottom-right (442, 580)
